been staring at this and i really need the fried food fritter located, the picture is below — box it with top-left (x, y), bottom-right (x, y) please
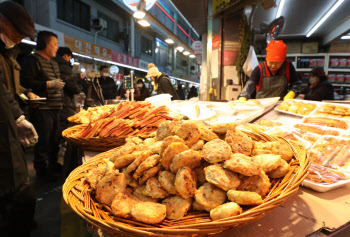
top-left (210, 202), bottom-right (242, 221)
top-left (134, 144), bottom-right (148, 151)
top-left (160, 136), bottom-right (185, 157)
top-left (175, 167), bottom-right (197, 199)
top-left (211, 123), bottom-right (237, 134)
top-left (158, 171), bottom-right (179, 195)
top-left (125, 136), bottom-right (143, 145)
top-left (109, 143), bottom-right (136, 162)
top-left (86, 162), bottom-right (108, 189)
top-left (121, 167), bottom-right (138, 188)
top-left (197, 121), bottom-right (219, 141)
top-left (139, 164), bottom-right (162, 185)
top-left (125, 150), bottom-right (153, 174)
top-left (223, 153), bottom-right (261, 176)
top-left (144, 138), bottom-right (156, 146)
top-left (175, 121), bottom-right (201, 147)
top-left (156, 121), bottom-right (181, 141)
top-left (202, 139), bottom-right (232, 163)
top-left (225, 129), bottom-right (254, 156)
top-left (133, 154), bottom-right (160, 179)
top-left (252, 154), bottom-right (283, 173)
top-left (195, 182), bottom-right (226, 212)
top-left (170, 150), bottom-right (202, 173)
top-left (161, 196), bottom-right (192, 220)
top-left (204, 164), bottom-right (240, 191)
top-left (149, 141), bottom-right (163, 154)
top-left (192, 201), bottom-right (204, 211)
top-left (131, 202), bottom-right (166, 224)
top-left (267, 159), bottom-right (290, 178)
top-left (111, 192), bottom-right (140, 218)
top-left (133, 185), bottom-right (159, 203)
top-left (161, 142), bottom-right (189, 170)
top-left (194, 162), bottom-right (210, 186)
top-left (238, 170), bottom-right (271, 198)
top-left (227, 190), bottom-right (263, 205)
top-left (190, 139), bottom-right (204, 151)
top-left (269, 141), bottom-right (294, 162)
top-left (96, 170), bottom-right (127, 206)
top-left (114, 151), bottom-right (143, 169)
top-left (144, 177), bottom-right (169, 199)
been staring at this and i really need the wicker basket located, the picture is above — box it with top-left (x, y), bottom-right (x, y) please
top-left (62, 125), bottom-right (127, 151)
top-left (63, 132), bottom-right (309, 236)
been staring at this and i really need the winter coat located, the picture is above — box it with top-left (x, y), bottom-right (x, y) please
top-left (137, 85), bottom-right (151, 101)
top-left (156, 73), bottom-right (179, 100)
top-left (303, 80), bottom-right (334, 101)
top-left (98, 76), bottom-right (118, 100)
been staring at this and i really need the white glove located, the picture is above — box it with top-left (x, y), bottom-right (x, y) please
top-left (16, 115), bottom-right (39, 147)
top-left (47, 79), bottom-right (65, 90)
top-left (85, 70), bottom-right (100, 79)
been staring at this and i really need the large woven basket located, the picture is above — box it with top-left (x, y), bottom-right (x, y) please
top-left (62, 132), bottom-right (309, 236)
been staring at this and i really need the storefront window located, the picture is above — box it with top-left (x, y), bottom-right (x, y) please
top-left (141, 36), bottom-right (153, 56)
top-left (57, 0), bottom-right (90, 31)
top-left (97, 12), bottom-right (120, 43)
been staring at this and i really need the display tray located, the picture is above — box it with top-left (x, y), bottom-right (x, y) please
top-left (310, 102), bottom-right (350, 119)
top-left (228, 97), bottom-right (280, 112)
top-left (302, 179), bottom-right (350, 192)
top-left (274, 100), bottom-right (320, 117)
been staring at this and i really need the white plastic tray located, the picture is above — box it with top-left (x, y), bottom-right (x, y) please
top-left (274, 100), bottom-right (320, 117)
top-left (228, 97), bottom-right (280, 112)
top-left (302, 179), bottom-right (350, 192)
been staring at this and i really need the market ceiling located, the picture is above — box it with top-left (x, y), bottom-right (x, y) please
top-left (170, 0), bottom-right (350, 45)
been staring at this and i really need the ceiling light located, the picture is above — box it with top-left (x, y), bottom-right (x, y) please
top-left (138, 19), bottom-right (150, 27)
top-left (21, 39), bottom-right (37, 45)
top-left (341, 36), bottom-right (350, 40)
top-left (176, 46), bottom-right (184, 52)
top-left (306, 0), bottom-right (344, 37)
top-left (189, 54), bottom-right (195, 58)
top-left (183, 51), bottom-right (190, 56)
top-left (133, 10), bottom-right (145, 19)
top-left (275, 0), bottom-right (286, 18)
top-left (165, 38), bottom-right (174, 44)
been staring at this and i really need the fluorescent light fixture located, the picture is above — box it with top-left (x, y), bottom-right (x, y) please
top-left (21, 39), bottom-right (36, 45)
top-left (176, 46), bottom-right (184, 52)
top-left (74, 62), bottom-right (80, 65)
top-left (183, 51), bottom-right (190, 56)
top-left (81, 68), bottom-right (86, 72)
top-left (72, 52), bottom-right (93, 59)
top-left (341, 36), bottom-right (350, 40)
top-left (170, 76), bottom-right (200, 86)
top-left (189, 54), bottom-right (195, 58)
top-left (165, 38), bottom-right (174, 44)
top-left (306, 0), bottom-right (344, 37)
top-left (138, 19), bottom-right (150, 27)
top-left (276, 0), bottom-right (286, 18)
top-left (133, 10), bottom-right (145, 19)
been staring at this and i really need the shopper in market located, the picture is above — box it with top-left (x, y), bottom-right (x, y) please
top-left (136, 78), bottom-right (151, 101)
top-left (238, 40), bottom-right (301, 100)
top-left (146, 63), bottom-right (179, 100)
top-left (176, 84), bottom-right (186, 100)
top-left (21, 30), bottom-right (64, 179)
top-left (98, 65), bottom-right (118, 100)
top-left (299, 67), bottom-right (334, 101)
top-left (187, 85), bottom-right (198, 99)
top-left (116, 68), bottom-right (140, 100)
top-left (82, 69), bottom-right (104, 108)
top-left (0, 1), bottom-right (37, 236)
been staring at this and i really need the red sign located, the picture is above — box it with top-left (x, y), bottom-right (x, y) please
top-left (212, 35), bottom-right (220, 50)
top-left (111, 51), bottom-right (139, 68)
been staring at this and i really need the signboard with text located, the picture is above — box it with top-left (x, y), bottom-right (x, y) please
top-left (111, 51), bottom-right (140, 68)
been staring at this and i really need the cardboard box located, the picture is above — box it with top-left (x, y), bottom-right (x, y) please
top-left (286, 43), bottom-right (302, 54)
top-left (302, 42), bottom-right (319, 53)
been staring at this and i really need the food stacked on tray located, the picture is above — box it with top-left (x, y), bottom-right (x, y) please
top-left (76, 121), bottom-right (297, 226)
top-left (313, 104), bottom-right (350, 119)
top-left (68, 105), bottom-right (118, 124)
top-left (276, 99), bottom-right (317, 116)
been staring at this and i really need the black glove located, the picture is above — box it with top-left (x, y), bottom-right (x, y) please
top-left (16, 115), bottom-right (39, 147)
top-left (47, 79), bottom-right (65, 90)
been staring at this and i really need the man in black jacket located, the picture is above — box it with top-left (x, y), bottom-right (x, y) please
top-left (98, 65), bottom-right (118, 100)
top-left (0, 1), bottom-right (37, 236)
top-left (21, 31), bottom-right (64, 178)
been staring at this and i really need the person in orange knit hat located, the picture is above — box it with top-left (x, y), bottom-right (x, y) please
top-left (239, 40), bottom-right (301, 100)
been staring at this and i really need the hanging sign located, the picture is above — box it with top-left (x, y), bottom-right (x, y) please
top-left (123, 0), bottom-right (156, 11)
top-left (212, 35), bottom-right (220, 50)
top-left (191, 41), bottom-right (202, 56)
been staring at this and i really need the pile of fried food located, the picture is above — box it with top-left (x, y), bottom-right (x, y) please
top-left (303, 116), bottom-right (349, 130)
top-left (68, 105), bottom-right (117, 124)
top-left (278, 100), bottom-right (317, 115)
top-left (67, 102), bottom-right (180, 138)
top-left (84, 120), bottom-right (294, 224)
top-left (306, 164), bottom-right (347, 184)
top-left (313, 104), bottom-right (350, 119)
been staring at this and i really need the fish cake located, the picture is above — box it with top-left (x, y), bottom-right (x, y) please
top-left (175, 167), bottom-right (197, 199)
top-left (161, 196), bottom-right (192, 220)
top-left (227, 190), bottom-right (263, 205)
top-left (125, 150), bottom-right (153, 174)
top-left (138, 164), bottom-right (162, 185)
top-left (175, 121), bottom-right (201, 147)
top-left (160, 136), bottom-right (185, 157)
top-left (111, 192), bottom-right (140, 218)
top-left (133, 154), bottom-right (160, 179)
top-left (133, 185), bottom-right (159, 203)
top-left (202, 139), bottom-right (232, 163)
top-left (161, 142), bottom-right (189, 170)
top-left (238, 170), bottom-right (271, 198)
top-left (267, 159), bottom-right (290, 178)
top-left (223, 153), bottom-right (261, 176)
top-left (195, 182), bottom-right (226, 212)
top-left (197, 121), bottom-right (219, 141)
top-left (96, 170), bottom-right (127, 206)
top-left (225, 129), bottom-right (254, 156)
top-left (170, 150), bottom-right (202, 173)
top-left (158, 171), bottom-right (179, 195)
top-left (204, 164), bottom-right (241, 191)
top-left (144, 177), bottom-right (169, 199)
top-left (210, 202), bottom-right (242, 221)
top-left (253, 154), bottom-right (283, 173)
top-left (131, 202), bottom-right (166, 224)
top-left (114, 151), bottom-right (143, 169)
top-left (109, 143), bottom-right (136, 162)
top-left (190, 139), bottom-right (204, 151)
